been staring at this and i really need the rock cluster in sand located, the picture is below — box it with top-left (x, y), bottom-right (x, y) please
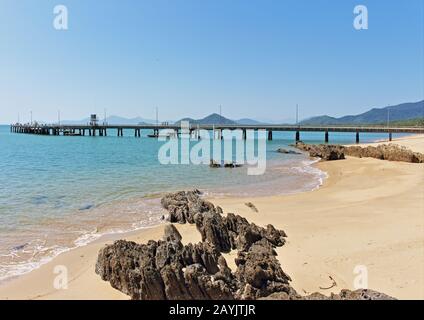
top-left (95, 190), bottom-right (395, 300)
top-left (295, 142), bottom-right (424, 163)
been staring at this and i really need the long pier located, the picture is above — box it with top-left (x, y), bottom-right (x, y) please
top-left (9, 123), bottom-right (424, 143)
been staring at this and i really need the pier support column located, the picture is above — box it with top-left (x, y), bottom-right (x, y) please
top-left (243, 129), bottom-right (247, 140)
top-left (389, 132), bottom-right (392, 142)
top-left (356, 131), bottom-right (360, 144)
top-left (268, 130), bottom-right (273, 141)
top-left (295, 131), bottom-right (300, 142)
top-left (325, 131), bottom-right (329, 143)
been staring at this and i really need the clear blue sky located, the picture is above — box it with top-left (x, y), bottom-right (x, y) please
top-left (0, 0), bottom-right (423, 123)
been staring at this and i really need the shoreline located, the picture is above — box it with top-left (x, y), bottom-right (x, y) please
top-left (0, 154), bottom-right (325, 284)
top-left (0, 135), bottom-right (423, 299)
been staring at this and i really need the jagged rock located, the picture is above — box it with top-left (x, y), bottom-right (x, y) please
top-left (96, 221), bottom-right (395, 301)
top-left (96, 228), bottom-right (231, 300)
top-left (227, 217), bottom-right (286, 251)
top-left (225, 213), bottom-right (250, 234)
top-left (264, 224), bottom-right (287, 247)
top-left (194, 211), bottom-right (232, 253)
top-left (235, 223), bottom-right (263, 252)
top-left (300, 289), bottom-right (396, 300)
top-left (97, 190), bottom-right (395, 300)
top-left (161, 190), bottom-right (215, 224)
top-left (261, 289), bottom-right (396, 300)
top-left (344, 144), bottom-right (424, 163)
top-left (95, 239), bottom-right (166, 300)
top-left (184, 264), bottom-right (235, 300)
top-left (182, 242), bottom-right (221, 274)
top-left (295, 142), bottom-right (345, 161)
top-left (163, 224), bottom-right (182, 243)
top-left (161, 191), bottom-right (287, 253)
top-left (295, 142), bottom-right (424, 163)
top-left (234, 240), bottom-right (292, 299)
top-left (331, 289), bottom-right (396, 300)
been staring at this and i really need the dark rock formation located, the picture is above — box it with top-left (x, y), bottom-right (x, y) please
top-left (295, 142), bottom-right (345, 161)
top-left (245, 202), bottom-right (258, 212)
top-left (96, 225), bottom-right (292, 300)
top-left (294, 142), bottom-right (424, 163)
top-left (234, 239), bottom-right (293, 300)
top-left (96, 225), bottom-right (234, 300)
top-left (209, 160), bottom-right (243, 168)
top-left (209, 160), bottom-right (221, 168)
top-left (194, 211), bottom-right (232, 253)
top-left (224, 162), bottom-right (243, 168)
top-left (160, 190), bottom-right (215, 224)
top-left (162, 191), bottom-right (287, 252)
top-left (344, 144), bottom-right (424, 163)
top-left (96, 190), bottom-right (395, 301)
top-left (264, 289), bottom-right (396, 300)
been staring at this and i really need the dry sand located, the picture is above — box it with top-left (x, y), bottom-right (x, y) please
top-left (0, 135), bottom-right (423, 300)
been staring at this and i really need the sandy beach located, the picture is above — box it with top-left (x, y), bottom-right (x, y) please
top-left (0, 135), bottom-right (423, 300)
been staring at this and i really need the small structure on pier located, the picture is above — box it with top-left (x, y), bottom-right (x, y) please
top-left (90, 114), bottom-right (99, 126)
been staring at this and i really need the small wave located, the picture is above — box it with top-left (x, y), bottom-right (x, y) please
top-left (0, 156), bottom-right (328, 283)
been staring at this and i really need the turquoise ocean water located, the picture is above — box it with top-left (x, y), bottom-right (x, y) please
top-left (0, 125), bottom-right (409, 281)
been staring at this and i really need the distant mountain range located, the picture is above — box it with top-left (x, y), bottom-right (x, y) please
top-left (300, 100), bottom-right (424, 125)
top-left (58, 100), bottom-right (424, 127)
top-left (62, 115), bottom-right (156, 125)
top-left (175, 113), bottom-right (237, 125)
top-left (62, 113), bottom-right (264, 126)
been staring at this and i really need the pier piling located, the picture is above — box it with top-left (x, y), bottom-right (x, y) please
top-left (268, 130), bottom-right (273, 141)
top-left (295, 131), bottom-right (300, 142)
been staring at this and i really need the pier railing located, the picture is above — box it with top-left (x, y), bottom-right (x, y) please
top-left (10, 123), bottom-right (424, 143)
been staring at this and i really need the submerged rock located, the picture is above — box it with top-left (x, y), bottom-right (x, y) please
top-left (276, 148), bottom-right (301, 155)
top-left (223, 162), bottom-right (243, 168)
top-left (209, 160), bottom-right (221, 168)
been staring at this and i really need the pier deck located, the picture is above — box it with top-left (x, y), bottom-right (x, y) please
top-left (10, 123), bottom-right (424, 143)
